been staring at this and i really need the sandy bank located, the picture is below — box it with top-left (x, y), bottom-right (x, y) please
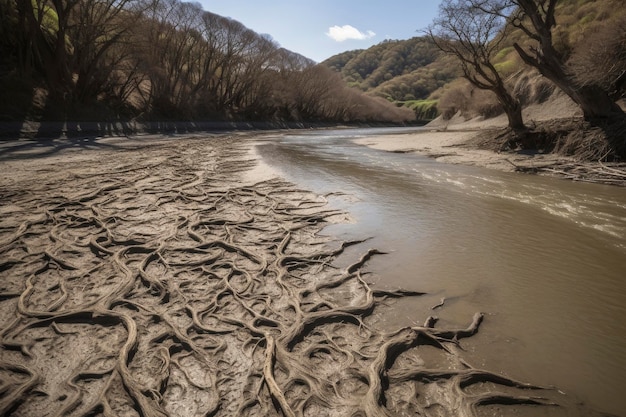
top-left (354, 95), bottom-right (577, 172)
top-left (355, 95), bottom-right (626, 186)
top-left (354, 129), bottom-right (575, 173)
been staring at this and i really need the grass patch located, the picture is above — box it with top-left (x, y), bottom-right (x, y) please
top-left (399, 99), bottom-right (439, 120)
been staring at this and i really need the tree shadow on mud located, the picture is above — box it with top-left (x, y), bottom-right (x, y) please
top-left (0, 133), bottom-right (124, 161)
top-left (0, 118), bottom-right (157, 161)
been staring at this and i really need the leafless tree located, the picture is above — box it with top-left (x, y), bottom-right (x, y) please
top-left (138, 0), bottom-right (208, 117)
top-left (3, 0), bottom-right (416, 123)
top-left (12, 0), bottom-right (143, 114)
top-left (428, 0), bottom-right (526, 130)
top-left (473, 0), bottom-right (623, 119)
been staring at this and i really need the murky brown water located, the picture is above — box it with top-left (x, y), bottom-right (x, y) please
top-left (256, 128), bottom-right (626, 416)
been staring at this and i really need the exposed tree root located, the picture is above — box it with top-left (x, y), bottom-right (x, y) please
top-left (468, 118), bottom-right (626, 186)
top-left (0, 135), bottom-right (598, 416)
top-left (263, 336), bottom-right (296, 417)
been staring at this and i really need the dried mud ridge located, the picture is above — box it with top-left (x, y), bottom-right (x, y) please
top-left (0, 136), bottom-right (581, 416)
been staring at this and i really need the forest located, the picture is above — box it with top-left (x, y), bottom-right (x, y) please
top-left (0, 0), bottom-right (413, 127)
top-left (324, 0), bottom-right (626, 160)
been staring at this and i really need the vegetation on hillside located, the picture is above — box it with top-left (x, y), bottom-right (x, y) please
top-left (324, 38), bottom-right (460, 103)
top-left (0, 0), bottom-right (413, 126)
top-left (323, 0), bottom-right (626, 159)
top-left (323, 0), bottom-right (626, 118)
top-left (429, 0), bottom-right (626, 160)
top-left (2, 0), bottom-right (625, 147)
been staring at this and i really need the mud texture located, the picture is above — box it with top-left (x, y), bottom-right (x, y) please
top-left (0, 135), bottom-right (591, 417)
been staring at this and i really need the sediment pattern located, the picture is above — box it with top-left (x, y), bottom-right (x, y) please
top-left (1, 136), bottom-right (563, 416)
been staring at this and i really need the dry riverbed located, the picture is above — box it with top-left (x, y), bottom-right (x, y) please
top-left (0, 134), bottom-right (605, 416)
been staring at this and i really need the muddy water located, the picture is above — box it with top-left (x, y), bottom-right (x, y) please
top-left (255, 127), bottom-right (626, 416)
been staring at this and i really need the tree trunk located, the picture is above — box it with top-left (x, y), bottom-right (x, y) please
top-left (513, 43), bottom-right (623, 120)
top-left (494, 83), bottom-right (526, 131)
top-left (504, 104), bottom-right (525, 131)
top-left (566, 84), bottom-right (623, 120)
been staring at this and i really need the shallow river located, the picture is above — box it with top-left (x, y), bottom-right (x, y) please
top-left (255, 127), bottom-right (626, 416)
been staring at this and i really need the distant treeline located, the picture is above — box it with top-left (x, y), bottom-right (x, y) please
top-left (0, 0), bottom-right (414, 124)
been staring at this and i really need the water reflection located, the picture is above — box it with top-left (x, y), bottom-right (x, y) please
top-left (256, 128), bottom-right (626, 415)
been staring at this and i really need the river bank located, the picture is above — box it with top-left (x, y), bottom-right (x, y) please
top-left (354, 124), bottom-right (626, 187)
top-left (354, 95), bottom-right (626, 186)
top-left (257, 128), bottom-right (626, 417)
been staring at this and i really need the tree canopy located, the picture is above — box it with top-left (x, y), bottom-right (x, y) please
top-left (323, 37), bottom-right (460, 102)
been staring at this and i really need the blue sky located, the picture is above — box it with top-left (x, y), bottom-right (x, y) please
top-left (197, 1), bottom-right (442, 62)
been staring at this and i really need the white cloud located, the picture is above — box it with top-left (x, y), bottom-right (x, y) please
top-left (326, 25), bottom-right (376, 42)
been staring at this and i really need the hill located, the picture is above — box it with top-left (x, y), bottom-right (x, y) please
top-left (322, 0), bottom-right (626, 124)
top-left (323, 37), bottom-right (460, 102)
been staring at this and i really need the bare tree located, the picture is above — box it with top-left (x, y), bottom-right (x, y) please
top-left (8, 0), bottom-right (144, 118)
top-left (474, 0), bottom-right (623, 119)
top-left (139, 0), bottom-right (208, 117)
top-left (428, 0), bottom-right (525, 130)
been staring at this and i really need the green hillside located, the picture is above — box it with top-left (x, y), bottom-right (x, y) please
top-left (323, 37), bottom-right (460, 102)
top-left (322, 0), bottom-right (626, 122)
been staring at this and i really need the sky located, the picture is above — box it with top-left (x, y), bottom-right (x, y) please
top-left (197, 1), bottom-right (443, 63)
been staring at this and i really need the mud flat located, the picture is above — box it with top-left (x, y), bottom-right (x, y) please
top-left (0, 134), bottom-right (602, 416)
